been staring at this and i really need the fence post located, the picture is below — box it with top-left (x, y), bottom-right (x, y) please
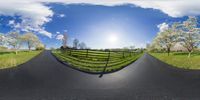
top-left (123, 51), bottom-right (125, 58)
top-left (86, 49), bottom-right (89, 57)
top-left (99, 50), bottom-right (110, 77)
top-left (69, 49), bottom-right (72, 56)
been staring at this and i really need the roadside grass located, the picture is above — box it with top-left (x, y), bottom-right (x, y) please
top-left (150, 52), bottom-right (200, 69)
top-left (52, 49), bottom-right (143, 73)
top-left (0, 50), bottom-right (42, 69)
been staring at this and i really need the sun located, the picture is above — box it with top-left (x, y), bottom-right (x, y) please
top-left (107, 34), bottom-right (118, 43)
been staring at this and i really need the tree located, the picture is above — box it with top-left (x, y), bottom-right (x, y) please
top-left (7, 32), bottom-right (22, 54)
top-left (62, 33), bottom-right (67, 48)
top-left (150, 38), bottom-right (163, 52)
top-left (178, 16), bottom-right (200, 57)
top-left (152, 23), bottom-right (178, 56)
top-left (129, 46), bottom-right (135, 50)
top-left (21, 32), bottom-right (40, 51)
top-left (73, 39), bottom-right (79, 49)
top-left (35, 42), bottom-right (45, 50)
top-left (0, 33), bottom-right (5, 46)
top-left (78, 42), bottom-right (87, 49)
top-left (0, 34), bottom-right (8, 51)
top-left (123, 47), bottom-right (129, 51)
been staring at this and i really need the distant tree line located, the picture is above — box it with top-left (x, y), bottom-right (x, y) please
top-left (59, 33), bottom-right (141, 52)
top-left (73, 39), bottom-right (87, 49)
top-left (60, 35), bottom-right (88, 50)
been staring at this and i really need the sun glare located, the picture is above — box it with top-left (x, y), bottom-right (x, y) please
top-left (107, 34), bottom-right (118, 43)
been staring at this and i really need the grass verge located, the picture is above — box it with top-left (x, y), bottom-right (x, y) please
top-left (0, 50), bottom-right (42, 69)
top-left (150, 52), bottom-right (200, 70)
top-left (52, 49), bottom-right (143, 73)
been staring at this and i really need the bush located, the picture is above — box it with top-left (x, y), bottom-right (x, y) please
top-left (35, 47), bottom-right (45, 50)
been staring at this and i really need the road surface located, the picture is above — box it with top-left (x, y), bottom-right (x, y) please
top-left (0, 51), bottom-right (200, 100)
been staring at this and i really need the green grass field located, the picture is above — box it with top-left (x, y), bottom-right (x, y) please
top-left (150, 52), bottom-right (200, 69)
top-left (52, 49), bottom-right (143, 73)
top-left (0, 50), bottom-right (42, 69)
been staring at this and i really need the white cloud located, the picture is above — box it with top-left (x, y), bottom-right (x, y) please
top-left (157, 22), bottom-right (169, 32)
top-left (56, 34), bottom-right (64, 40)
top-left (56, 31), bottom-right (60, 34)
top-left (128, 0), bottom-right (200, 17)
top-left (38, 29), bottom-right (52, 38)
top-left (0, 0), bottom-right (53, 38)
top-left (8, 20), bottom-right (21, 30)
top-left (38, 0), bottom-right (200, 17)
top-left (58, 14), bottom-right (65, 18)
top-left (8, 20), bottom-right (15, 25)
top-left (1, 0), bottom-right (200, 38)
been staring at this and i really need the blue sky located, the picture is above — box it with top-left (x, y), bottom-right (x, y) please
top-left (0, 1), bottom-right (199, 49)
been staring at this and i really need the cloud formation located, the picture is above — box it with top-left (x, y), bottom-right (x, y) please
top-left (58, 14), bottom-right (65, 18)
top-left (56, 34), bottom-right (64, 40)
top-left (157, 22), bottom-right (169, 32)
top-left (0, 0), bottom-right (53, 38)
top-left (0, 0), bottom-right (200, 38)
top-left (130, 0), bottom-right (200, 17)
top-left (40, 0), bottom-right (200, 17)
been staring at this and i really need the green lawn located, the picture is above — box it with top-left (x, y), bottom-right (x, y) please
top-left (52, 49), bottom-right (143, 73)
top-left (0, 50), bottom-right (42, 69)
top-left (150, 52), bottom-right (200, 69)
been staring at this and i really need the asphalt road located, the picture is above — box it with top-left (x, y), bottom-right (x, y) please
top-left (0, 51), bottom-right (200, 100)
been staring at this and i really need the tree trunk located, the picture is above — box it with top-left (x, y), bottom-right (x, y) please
top-left (167, 48), bottom-right (170, 56)
top-left (28, 41), bottom-right (31, 51)
top-left (187, 48), bottom-right (192, 58)
top-left (188, 52), bottom-right (191, 58)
